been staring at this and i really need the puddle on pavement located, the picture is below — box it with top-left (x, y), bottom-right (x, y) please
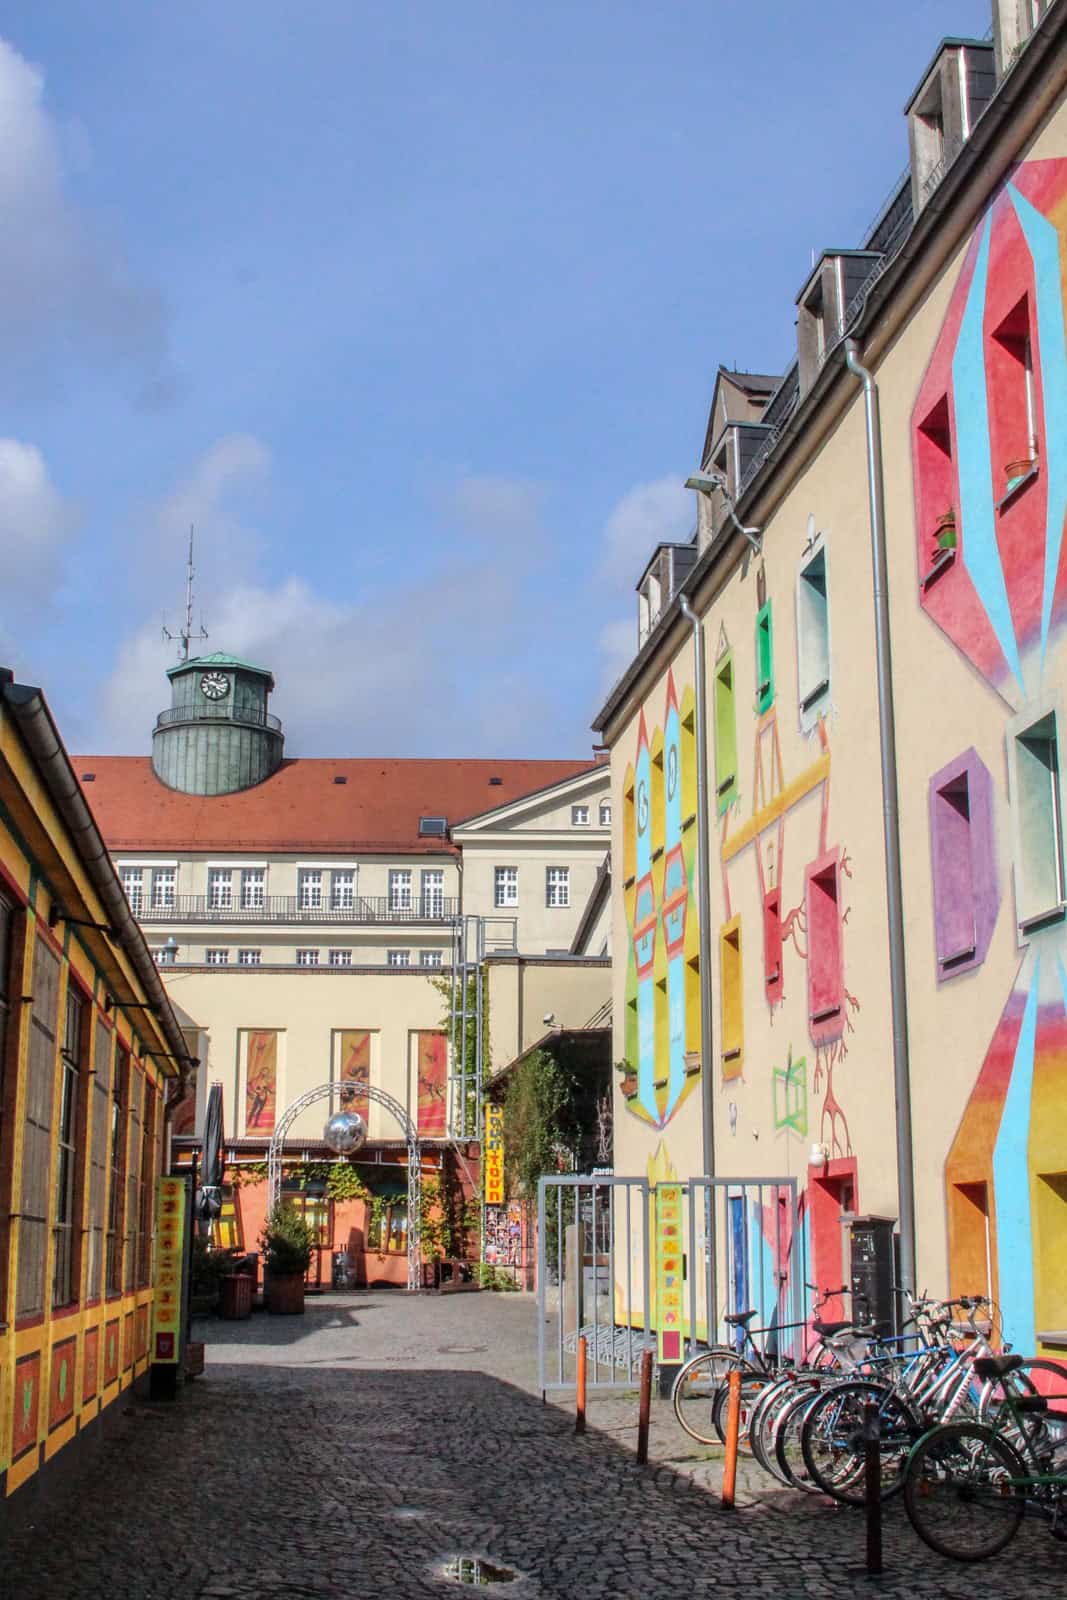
top-left (436, 1556), bottom-right (519, 1586)
top-left (437, 1345), bottom-right (488, 1354)
top-left (392, 1506), bottom-right (428, 1520)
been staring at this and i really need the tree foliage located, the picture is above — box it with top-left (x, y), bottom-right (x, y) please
top-left (501, 1048), bottom-right (584, 1200)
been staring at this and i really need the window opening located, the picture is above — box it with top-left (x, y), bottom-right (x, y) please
top-left (546, 867), bottom-right (570, 908)
top-left (331, 870), bottom-right (355, 910)
top-left (298, 870), bottom-right (322, 910)
top-left (494, 867), bottom-right (518, 908)
top-left (714, 654), bottom-right (738, 812)
top-left (387, 950), bottom-right (411, 967)
top-left (121, 868), bottom-right (144, 915)
top-left (797, 547), bottom-right (831, 718)
top-left (389, 870), bottom-right (412, 912)
top-left (53, 986), bottom-right (85, 1307)
top-left (208, 869), bottom-right (233, 910)
top-left (296, 948), bottom-right (320, 967)
top-left (421, 870), bottom-right (444, 916)
top-left (720, 919), bottom-right (743, 1078)
top-left (1014, 711), bottom-right (1065, 927)
top-left (151, 868), bottom-right (176, 909)
top-left (241, 869), bottom-right (266, 909)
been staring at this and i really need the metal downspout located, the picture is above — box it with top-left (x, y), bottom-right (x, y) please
top-left (678, 594), bottom-right (715, 1179)
top-left (843, 338), bottom-right (917, 1294)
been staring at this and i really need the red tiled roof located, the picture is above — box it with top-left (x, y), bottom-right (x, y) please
top-left (72, 756), bottom-right (597, 854)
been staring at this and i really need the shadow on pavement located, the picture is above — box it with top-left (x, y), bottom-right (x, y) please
top-left (2, 1362), bottom-right (1064, 1600)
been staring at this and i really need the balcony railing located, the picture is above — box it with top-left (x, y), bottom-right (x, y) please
top-left (136, 893), bottom-right (459, 925)
top-left (153, 703), bottom-right (283, 734)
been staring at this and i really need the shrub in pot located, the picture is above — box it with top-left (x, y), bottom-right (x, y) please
top-left (260, 1202), bottom-right (314, 1314)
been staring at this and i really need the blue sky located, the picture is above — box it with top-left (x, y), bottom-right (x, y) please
top-left (1, 0), bottom-right (990, 758)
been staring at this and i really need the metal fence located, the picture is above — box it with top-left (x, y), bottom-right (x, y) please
top-left (537, 1173), bottom-right (808, 1396)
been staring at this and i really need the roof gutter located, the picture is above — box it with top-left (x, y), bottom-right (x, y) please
top-left (2, 678), bottom-right (192, 1073)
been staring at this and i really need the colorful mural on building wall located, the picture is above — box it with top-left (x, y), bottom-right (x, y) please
top-left (716, 612), bottom-right (860, 1159)
top-left (912, 157), bottom-right (1067, 1353)
top-left (621, 670), bottom-right (701, 1128)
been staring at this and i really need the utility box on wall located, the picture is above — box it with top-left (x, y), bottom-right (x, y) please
top-left (849, 1215), bottom-right (897, 1334)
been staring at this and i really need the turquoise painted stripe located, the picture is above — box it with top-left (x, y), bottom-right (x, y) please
top-left (637, 979), bottom-right (655, 1117)
top-left (952, 215), bottom-right (1024, 691)
top-left (992, 961), bottom-right (1039, 1354)
top-left (1008, 186), bottom-right (1067, 671)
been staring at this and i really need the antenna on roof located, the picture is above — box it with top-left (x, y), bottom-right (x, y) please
top-left (162, 526), bottom-right (209, 663)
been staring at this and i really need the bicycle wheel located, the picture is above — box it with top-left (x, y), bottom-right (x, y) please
top-left (801, 1380), bottom-right (919, 1504)
top-left (712, 1368), bottom-right (776, 1454)
top-left (774, 1385), bottom-right (830, 1491)
top-left (750, 1375), bottom-right (803, 1483)
top-left (904, 1422), bottom-right (1026, 1561)
top-left (978, 1359), bottom-right (1067, 1468)
top-left (672, 1347), bottom-right (755, 1445)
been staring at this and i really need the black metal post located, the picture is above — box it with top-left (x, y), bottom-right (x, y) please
top-left (863, 1400), bottom-right (883, 1577)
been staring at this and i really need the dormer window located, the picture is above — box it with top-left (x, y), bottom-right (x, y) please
top-left (994, 0), bottom-right (1053, 78)
top-left (796, 253), bottom-right (882, 394)
top-left (906, 41), bottom-right (995, 215)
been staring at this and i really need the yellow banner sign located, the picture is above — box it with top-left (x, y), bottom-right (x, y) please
top-left (484, 1104), bottom-right (505, 1205)
top-left (655, 1183), bottom-right (685, 1364)
top-left (151, 1176), bottom-right (186, 1364)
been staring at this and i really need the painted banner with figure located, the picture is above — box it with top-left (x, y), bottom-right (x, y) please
top-left (338, 1030), bottom-right (371, 1121)
top-left (416, 1031), bottom-right (448, 1136)
top-left (244, 1029), bottom-right (278, 1133)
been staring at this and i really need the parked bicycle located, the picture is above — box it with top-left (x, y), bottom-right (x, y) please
top-left (903, 1352), bottom-right (1067, 1560)
top-left (671, 1284), bottom-right (866, 1446)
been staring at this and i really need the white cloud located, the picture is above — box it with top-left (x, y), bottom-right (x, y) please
top-left (600, 475), bottom-right (692, 588)
top-left (94, 455), bottom-right (583, 756)
top-left (0, 36), bottom-right (168, 385)
top-left (0, 438), bottom-right (76, 602)
top-left (597, 615), bottom-right (637, 691)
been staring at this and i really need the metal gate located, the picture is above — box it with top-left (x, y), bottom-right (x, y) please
top-left (537, 1173), bottom-right (808, 1396)
top-left (538, 1175), bottom-right (652, 1395)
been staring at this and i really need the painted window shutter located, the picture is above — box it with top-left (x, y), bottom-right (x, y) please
top-left (805, 855), bottom-right (843, 1038)
top-left (756, 603), bottom-right (774, 713)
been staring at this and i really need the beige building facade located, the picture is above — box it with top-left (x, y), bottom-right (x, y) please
top-left (596, 1), bottom-right (1067, 1358)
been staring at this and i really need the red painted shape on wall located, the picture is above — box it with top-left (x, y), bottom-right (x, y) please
top-left (805, 851), bottom-right (844, 1045)
top-left (11, 1352), bottom-right (41, 1463)
top-left (48, 1337), bottom-right (77, 1432)
top-left (763, 888), bottom-right (783, 1003)
top-left (808, 1159), bottom-right (857, 1324)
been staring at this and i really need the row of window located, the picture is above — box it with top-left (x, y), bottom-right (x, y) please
top-left (0, 896), bottom-right (159, 1320)
top-left (571, 802), bottom-right (611, 826)
top-left (714, 544), bottom-right (831, 810)
top-left (120, 866), bottom-right (449, 914)
top-left (160, 947), bottom-right (446, 969)
top-left (215, 1184), bottom-right (410, 1259)
top-left (493, 866), bottom-right (571, 908)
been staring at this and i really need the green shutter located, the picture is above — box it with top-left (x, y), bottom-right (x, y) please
top-left (756, 602), bottom-right (774, 713)
top-left (714, 653), bottom-right (738, 813)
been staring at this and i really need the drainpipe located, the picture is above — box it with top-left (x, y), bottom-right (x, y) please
top-left (678, 594), bottom-right (715, 1180)
top-left (843, 338), bottom-right (917, 1295)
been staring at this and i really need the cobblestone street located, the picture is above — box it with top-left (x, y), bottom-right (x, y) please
top-left (3, 1292), bottom-right (1065, 1599)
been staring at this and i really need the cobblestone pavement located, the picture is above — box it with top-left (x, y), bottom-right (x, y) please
top-left (3, 1291), bottom-right (1065, 1599)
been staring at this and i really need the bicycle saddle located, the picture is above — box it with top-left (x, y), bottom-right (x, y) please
top-left (813, 1319), bottom-right (856, 1336)
top-left (723, 1309), bottom-right (757, 1326)
top-left (973, 1354), bottom-right (1025, 1380)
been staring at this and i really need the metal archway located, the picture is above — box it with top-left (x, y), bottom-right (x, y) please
top-left (267, 1081), bottom-right (422, 1292)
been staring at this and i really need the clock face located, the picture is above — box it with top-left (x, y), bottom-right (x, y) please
top-left (200, 671), bottom-right (230, 701)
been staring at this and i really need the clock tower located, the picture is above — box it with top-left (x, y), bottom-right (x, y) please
top-left (151, 651), bottom-right (285, 796)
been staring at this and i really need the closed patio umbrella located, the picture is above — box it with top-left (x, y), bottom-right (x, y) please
top-left (196, 1081), bottom-right (225, 1238)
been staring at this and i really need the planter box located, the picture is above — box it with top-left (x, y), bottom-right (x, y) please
top-left (220, 1273), bottom-right (252, 1320)
top-left (266, 1271), bottom-right (306, 1315)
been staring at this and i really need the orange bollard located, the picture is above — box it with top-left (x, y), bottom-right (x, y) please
top-left (575, 1334), bottom-right (587, 1435)
top-left (721, 1367), bottom-right (742, 1509)
top-left (636, 1348), bottom-right (653, 1465)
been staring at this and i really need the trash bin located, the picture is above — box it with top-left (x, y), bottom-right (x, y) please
top-left (220, 1273), bottom-right (252, 1320)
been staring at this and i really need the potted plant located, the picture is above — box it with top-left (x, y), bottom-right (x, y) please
top-left (1004, 456), bottom-right (1036, 493)
top-left (934, 509), bottom-right (957, 551)
top-left (260, 1202), bottom-right (314, 1314)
